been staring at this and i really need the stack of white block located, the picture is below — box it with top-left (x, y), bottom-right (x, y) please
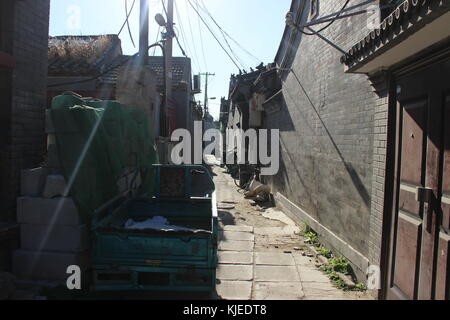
top-left (13, 112), bottom-right (91, 283)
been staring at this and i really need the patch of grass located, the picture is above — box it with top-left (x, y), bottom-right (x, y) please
top-left (320, 256), bottom-right (368, 292)
top-left (297, 225), bottom-right (368, 293)
top-left (325, 256), bottom-right (351, 274)
top-left (304, 231), bottom-right (319, 245)
top-left (355, 283), bottom-right (367, 291)
top-left (316, 246), bottom-right (332, 258)
top-left (302, 220), bottom-right (311, 233)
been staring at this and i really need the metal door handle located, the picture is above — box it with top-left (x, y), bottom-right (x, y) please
top-left (416, 187), bottom-right (434, 204)
top-left (416, 187), bottom-right (436, 233)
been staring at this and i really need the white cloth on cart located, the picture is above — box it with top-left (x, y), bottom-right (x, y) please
top-left (124, 216), bottom-right (194, 232)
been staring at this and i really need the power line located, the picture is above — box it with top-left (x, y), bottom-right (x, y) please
top-left (296, 0), bottom-right (350, 36)
top-left (186, 0), bottom-right (241, 71)
top-left (118, 0), bottom-right (136, 47)
top-left (152, 1), bottom-right (162, 55)
top-left (162, 0), bottom-right (188, 58)
top-left (174, 5), bottom-right (200, 72)
top-left (184, 1), bottom-right (203, 72)
top-left (48, 42), bottom-right (165, 88)
top-left (196, 0), bottom-right (261, 64)
top-left (152, 26), bottom-right (161, 55)
top-left (193, 0), bottom-right (245, 69)
top-left (194, 0), bottom-right (208, 72)
top-left (169, 0), bottom-right (200, 72)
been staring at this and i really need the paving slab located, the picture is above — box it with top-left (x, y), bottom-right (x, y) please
top-left (303, 295), bottom-right (348, 300)
top-left (218, 240), bottom-right (254, 252)
top-left (261, 208), bottom-right (297, 226)
top-left (216, 265), bottom-right (253, 281)
top-left (216, 281), bottom-right (252, 300)
top-left (301, 281), bottom-right (342, 296)
top-left (253, 282), bottom-right (304, 300)
top-left (254, 226), bottom-right (300, 236)
top-left (292, 252), bottom-right (315, 266)
top-left (220, 225), bottom-right (253, 233)
top-left (218, 211), bottom-right (237, 224)
top-left (254, 265), bottom-right (300, 282)
top-left (218, 251), bottom-right (253, 265)
top-left (297, 266), bottom-right (331, 283)
top-left (254, 252), bottom-right (295, 266)
top-left (219, 231), bottom-right (254, 242)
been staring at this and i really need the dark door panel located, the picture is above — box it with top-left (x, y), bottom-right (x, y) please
top-left (387, 57), bottom-right (450, 300)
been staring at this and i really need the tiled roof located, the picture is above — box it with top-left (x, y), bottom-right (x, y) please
top-left (48, 35), bottom-right (122, 76)
top-left (340, 0), bottom-right (450, 69)
top-left (48, 34), bottom-right (192, 90)
top-left (101, 55), bottom-right (192, 90)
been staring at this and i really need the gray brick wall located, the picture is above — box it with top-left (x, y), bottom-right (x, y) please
top-left (367, 86), bottom-right (389, 270)
top-left (264, 0), bottom-right (388, 272)
top-left (0, 0), bottom-right (50, 221)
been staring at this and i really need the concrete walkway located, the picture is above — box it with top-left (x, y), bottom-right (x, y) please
top-left (212, 165), bottom-right (373, 300)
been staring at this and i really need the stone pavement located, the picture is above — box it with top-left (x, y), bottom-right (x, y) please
top-left (212, 165), bottom-right (373, 300)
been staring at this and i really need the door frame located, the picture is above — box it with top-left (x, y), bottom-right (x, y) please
top-left (380, 42), bottom-right (450, 300)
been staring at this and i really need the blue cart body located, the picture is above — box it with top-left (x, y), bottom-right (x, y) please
top-left (91, 165), bottom-right (218, 293)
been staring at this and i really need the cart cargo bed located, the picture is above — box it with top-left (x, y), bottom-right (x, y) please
top-left (92, 165), bottom-right (218, 292)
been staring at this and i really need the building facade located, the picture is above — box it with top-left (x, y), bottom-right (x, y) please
top-left (253, 0), bottom-right (449, 299)
top-left (0, 0), bottom-right (50, 222)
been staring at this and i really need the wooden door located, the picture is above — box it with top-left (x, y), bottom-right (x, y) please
top-left (386, 57), bottom-right (450, 300)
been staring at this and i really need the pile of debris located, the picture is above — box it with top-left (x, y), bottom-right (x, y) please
top-left (243, 178), bottom-right (272, 203)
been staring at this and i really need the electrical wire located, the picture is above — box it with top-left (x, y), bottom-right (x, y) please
top-left (184, 1), bottom-right (203, 72)
top-left (186, 0), bottom-right (241, 71)
top-left (48, 42), bottom-right (164, 88)
top-left (171, 0), bottom-right (201, 73)
top-left (192, 0), bottom-right (245, 70)
top-left (297, 0), bottom-right (350, 36)
top-left (196, 0), bottom-right (261, 64)
top-left (161, 0), bottom-right (197, 68)
top-left (195, 0), bottom-right (208, 72)
top-left (173, 27), bottom-right (188, 58)
top-left (118, 0), bottom-right (136, 47)
top-left (152, 26), bottom-right (161, 55)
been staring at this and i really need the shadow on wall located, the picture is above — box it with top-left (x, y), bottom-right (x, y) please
top-left (263, 93), bottom-right (296, 132)
top-left (280, 69), bottom-right (371, 209)
top-left (293, 70), bottom-right (370, 208)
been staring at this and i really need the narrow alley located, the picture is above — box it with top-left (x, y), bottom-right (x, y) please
top-left (212, 163), bottom-right (372, 300)
top-left (1, 0), bottom-right (449, 305)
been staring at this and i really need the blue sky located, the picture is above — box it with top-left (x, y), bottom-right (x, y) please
top-left (49, 0), bottom-right (291, 120)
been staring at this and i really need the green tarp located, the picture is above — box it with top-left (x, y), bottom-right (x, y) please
top-left (50, 94), bottom-right (159, 225)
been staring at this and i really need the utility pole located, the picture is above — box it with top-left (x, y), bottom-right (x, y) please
top-left (200, 72), bottom-right (215, 117)
top-left (164, 0), bottom-right (174, 137)
top-left (139, 0), bottom-right (149, 66)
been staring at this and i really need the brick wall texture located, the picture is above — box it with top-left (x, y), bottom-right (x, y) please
top-left (264, 0), bottom-right (388, 270)
top-left (0, 0), bottom-right (50, 221)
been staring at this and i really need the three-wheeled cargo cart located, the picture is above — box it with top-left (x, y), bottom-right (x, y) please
top-left (91, 165), bottom-right (218, 293)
